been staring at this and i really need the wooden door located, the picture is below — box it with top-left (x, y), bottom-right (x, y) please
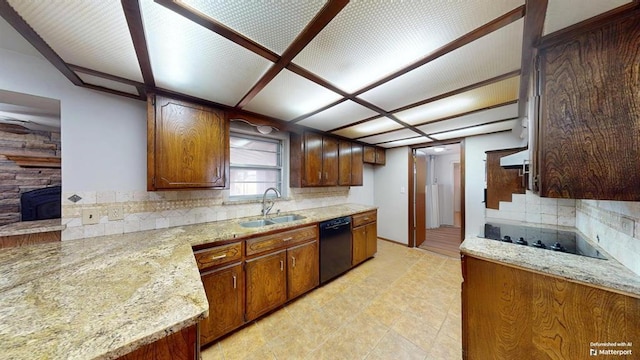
top-left (338, 140), bottom-right (352, 186)
top-left (322, 136), bottom-right (339, 185)
top-left (303, 132), bottom-right (323, 186)
top-left (365, 222), bottom-right (377, 258)
top-left (153, 96), bottom-right (228, 190)
top-left (245, 251), bottom-right (286, 321)
top-left (414, 151), bottom-right (427, 248)
top-left (352, 226), bottom-right (367, 265)
top-left (200, 264), bottom-right (244, 345)
top-left (351, 143), bottom-right (363, 186)
top-left (287, 241), bottom-right (319, 300)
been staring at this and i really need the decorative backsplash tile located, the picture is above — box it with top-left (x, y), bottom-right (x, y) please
top-left (485, 191), bottom-right (576, 228)
top-left (62, 187), bottom-right (351, 240)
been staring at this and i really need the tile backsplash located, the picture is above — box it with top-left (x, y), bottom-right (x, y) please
top-left (62, 187), bottom-right (350, 240)
top-left (576, 200), bottom-right (640, 276)
top-left (485, 191), bottom-right (576, 228)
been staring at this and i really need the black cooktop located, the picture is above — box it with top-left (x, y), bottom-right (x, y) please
top-left (483, 223), bottom-right (607, 260)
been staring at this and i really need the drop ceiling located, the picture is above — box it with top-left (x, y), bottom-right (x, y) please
top-left (0, 0), bottom-right (635, 148)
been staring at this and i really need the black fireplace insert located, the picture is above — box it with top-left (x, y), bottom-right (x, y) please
top-left (20, 186), bottom-right (61, 221)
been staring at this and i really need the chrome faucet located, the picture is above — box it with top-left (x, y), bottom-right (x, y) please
top-left (261, 187), bottom-right (281, 217)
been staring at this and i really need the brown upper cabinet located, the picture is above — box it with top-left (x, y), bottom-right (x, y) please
top-left (291, 132), bottom-right (363, 187)
top-left (147, 95), bottom-right (229, 191)
top-left (536, 13), bottom-right (640, 200)
top-left (351, 143), bottom-right (364, 186)
top-left (485, 148), bottom-right (527, 209)
top-left (363, 145), bottom-right (385, 165)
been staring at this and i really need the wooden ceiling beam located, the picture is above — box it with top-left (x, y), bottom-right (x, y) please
top-left (518, 0), bottom-right (548, 119)
top-left (0, 0), bottom-right (82, 86)
top-left (122, 0), bottom-right (156, 88)
top-left (235, 0), bottom-right (349, 108)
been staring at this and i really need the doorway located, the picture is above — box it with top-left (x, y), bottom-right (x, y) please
top-left (409, 142), bottom-right (464, 258)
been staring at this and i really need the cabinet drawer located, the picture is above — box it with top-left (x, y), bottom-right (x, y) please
top-left (352, 211), bottom-right (376, 228)
top-left (194, 242), bottom-right (242, 271)
top-left (246, 225), bottom-right (318, 256)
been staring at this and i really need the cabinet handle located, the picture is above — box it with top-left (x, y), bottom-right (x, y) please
top-left (292, 256), bottom-right (296, 268)
top-left (280, 260), bottom-right (284, 271)
top-left (325, 172), bottom-right (328, 180)
top-left (283, 236), bottom-right (293, 242)
top-left (318, 171), bottom-right (321, 180)
top-left (364, 217), bottom-right (370, 221)
top-left (232, 274), bottom-right (237, 289)
top-left (210, 253), bottom-right (227, 261)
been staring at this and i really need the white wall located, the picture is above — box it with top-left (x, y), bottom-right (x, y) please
top-left (347, 165), bottom-right (375, 206)
top-left (0, 47), bottom-right (147, 193)
top-left (434, 153), bottom-right (460, 226)
top-left (374, 147), bottom-right (409, 244)
top-left (464, 131), bottom-right (526, 238)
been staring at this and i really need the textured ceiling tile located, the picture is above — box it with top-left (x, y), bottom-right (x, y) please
top-left (77, 73), bottom-right (139, 96)
top-left (141, 0), bottom-right (273, 106)
top-left (359, 19), bottom-right (524, 111)
top-left (7, 0), bottom-right (142, 81)
top-left (417, 103), bottom-right (518, 134)
top-left (331, 117), bottom-right (403, 139)
top-left (543, 0), bottom-right (630, 35)
top-left (293, 0), bottom-right (524, 93)
top-left (394, 76), bottom-right (520, 126)
top-left (431, 119), bottom-right (518, 140)
top-left (358, 128), bottom-right (420, 144)
top-left (242, 69), bottom-right (342, 121)
top-left (296, 100), bottom-right (378, 131)
top-left (179, 0), bottom-right (327, 54)
top-left (380, 137), bottom-right (432, 148)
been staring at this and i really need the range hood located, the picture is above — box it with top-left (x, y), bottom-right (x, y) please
top-left (500, 149), bottom-right (529, 167)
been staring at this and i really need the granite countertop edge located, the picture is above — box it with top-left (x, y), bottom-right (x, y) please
top-left (0, 203), bottom-right (376, 360)
top-left (0, 218), bottom-right (66, 237)
top-left (460, 236), bottom-right (640, 298)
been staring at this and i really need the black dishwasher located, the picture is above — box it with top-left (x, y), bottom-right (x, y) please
top-left (319, 216), bottom-right (352, 284)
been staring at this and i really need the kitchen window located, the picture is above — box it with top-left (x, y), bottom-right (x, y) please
top-left (229, 133), bottom-right (283, 199)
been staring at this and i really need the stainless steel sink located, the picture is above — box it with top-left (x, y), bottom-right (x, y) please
top-left (270, 214), bottom-right (306, 223)
top-left (239, 219), bottom-right (275, 228)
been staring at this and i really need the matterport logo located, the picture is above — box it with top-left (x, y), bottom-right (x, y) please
top-left (589, 341), bottom-right (633, 356)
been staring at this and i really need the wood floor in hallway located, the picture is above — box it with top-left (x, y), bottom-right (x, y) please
top-left (419, 226), bottom-right (462, 258)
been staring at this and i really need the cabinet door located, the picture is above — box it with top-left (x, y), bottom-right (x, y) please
top-left (287, 241), bottom-right (319, 300)
top-left (322, 136), bottom-right (339, 185)
top-left (303, 133), bottom-right (323, 186)
top-left (363, 146), bottom-right (376, 164)
top-left (338, 141), bottom-right (352, 186)
top-left (365, 222), bottom-right (377, 258)
top-left (151, 96), bottom-right (228, 190)
top-left (351, 143), bottom-right (363, 186)
top-left (200, 264), bottom-right (244, 345)
top-left (352, 226), bottom-right (367, 266)
top-left (245, 251), bottom-right (287, 321)
top-left (375, 147), bottom-right (385, 165)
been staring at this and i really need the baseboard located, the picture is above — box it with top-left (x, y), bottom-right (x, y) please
top-left (377, 237), bottom-right (408, 246)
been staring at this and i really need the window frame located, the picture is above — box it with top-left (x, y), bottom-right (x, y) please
top-left (228, 130), bottom-right (287, 201)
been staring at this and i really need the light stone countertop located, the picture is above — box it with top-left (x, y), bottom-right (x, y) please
top-left (460, 236), bottom-right (640, 298)
top-left (0, 218), bottom-right (65, 237)
top-left (0, 203), bottom-right (376, 360)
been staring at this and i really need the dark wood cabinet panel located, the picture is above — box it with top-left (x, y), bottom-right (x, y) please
top-left (462, 256), bottom-right (640, 359)
top-left (351, 143), bottom-right (364, 186)
top-left (538, 13), bottom-right (640, 200)
top-left (485, 148), bottom-right (527, 209)
top-left (147, 95), bottom-right (229, 191)
top-left (287, 241), bottom-right (319, 299)
top-left (363, 146), bottom-right (376, 163)
top-left (322, 136), bottom-right (339, 185)
top-left (200, 264), bottom-right (244, 345)
top-left (375, 147), bottom-right (385, 165)
top-left (338, 140), bottom-right (352, 186)
top-left (352, 211), bottom-right (377, 266)
top-left (352, 226), bottom-right (367, 266)
top-left (364, 222), bottom-right (377, 258)
top-left (118, 324), bottom-right (197, 360)
top-left (245, 250), bottom-right (287, 321)
top-left (303, 132), bottom-right (323, 187)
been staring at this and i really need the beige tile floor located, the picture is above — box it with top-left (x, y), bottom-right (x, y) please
top-left (202, 240), bottom-right (462, 360)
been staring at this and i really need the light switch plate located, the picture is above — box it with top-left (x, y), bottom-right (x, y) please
top-left (108, 205), bottom-right (124, 221)
top-left (620, 217), bottom-right (634, 237)
top-left (82, 208), bottom-right (100, 225)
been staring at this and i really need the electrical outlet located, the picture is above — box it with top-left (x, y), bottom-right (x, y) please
top-left (82, 208), bottom-right (100, 225)
top-left (108, 205), bottom-right (124, 221)
top-left (620, 217), bottom-right (634, 237)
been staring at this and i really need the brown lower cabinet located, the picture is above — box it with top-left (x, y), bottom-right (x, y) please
top-left (199, 263), bottom-right (244, 345)
top-left (352, 210), bottom-right (377, 266)
top-left (245, 250), bottom-right (288, 321)
top-left (118, 324), bottom-right (198, 360)
top-left (462, 255), bottom-right (640, 359)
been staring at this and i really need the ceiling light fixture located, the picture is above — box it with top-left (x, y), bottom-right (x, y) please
top-left (432, 147), bottom-right (446, 152)
top-left (230, 118), bottom-right (279, 135)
